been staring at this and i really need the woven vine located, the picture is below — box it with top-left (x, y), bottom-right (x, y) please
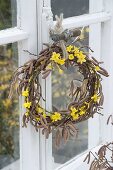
top-left (9, 14), bottom-right (109, 146)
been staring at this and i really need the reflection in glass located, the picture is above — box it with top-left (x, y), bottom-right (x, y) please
top-left (51, 0), bottom-right (89, 19)
top-left (0, 0), bottom-right (17, 30)
top-left (52, 27), bottom-right (89, 167)
top-left (0, 43), bottom-right (19, 169)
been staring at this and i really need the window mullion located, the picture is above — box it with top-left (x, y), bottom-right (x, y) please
top-left (60, 12), bottom-right (110, 30)
top-left (88, 0), bottom-right (103, 149)
top-left (100, 0), bottom-right (113, 143)
top-left (0, 27), bottom-right (28, 45)
top-left (17, 0), bottom-right (40, 170)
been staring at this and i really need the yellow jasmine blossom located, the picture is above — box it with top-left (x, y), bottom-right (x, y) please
top-left (79, 105), bottom-right (86, 111)
top-left (25, 111), bottom-right (29, 117)
top-left (91, 94), bottom-right (100, 102)
top-left (70, 107), bottom-right (79, 120)
top-left (77, 53), bottom-right (86, 64)
top-left (71, 113), bottom-right (79, 120)
top-left (36, 106), bottom-right (44, 113)
top-left (68, 54), bottom-right (74, 60)
top-left (22, 90), bottom-right (29, 97)
top-left (50, 52), bottom-right (65, 65)
top-left (36, 106), bottom-right (46, 118)
top-left (51, 112), bottom-right (62, 122)
top-left (50, 52), bottom-right (60, 61)
top-left (58, 59), bottom-right (65, 65)
top-left (66, 45), bottom-right (73, 52)
top-left (95, 66), bottom-right (100, 72)
top-left (36, 117), bottom-right (40, 121)
top-left (70, 106), bottom-right (78, 114)
top-left (79, 110), bottom-right (86, 116)
top-left (73, 47), bottom-right (80, 54)
top-left (23, 102), bottom-right (31, 108)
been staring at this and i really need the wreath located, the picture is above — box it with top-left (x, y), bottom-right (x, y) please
top-left (9, 14), bottom-right (109, 146)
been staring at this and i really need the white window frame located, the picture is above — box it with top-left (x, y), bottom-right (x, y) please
top-left (0, 0), bottom-right (113, 170)
top-left (39, 0), bottom-right (113, 170)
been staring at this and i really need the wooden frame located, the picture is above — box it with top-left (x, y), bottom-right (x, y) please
top-left (41, 0), bottom-right (113, 169)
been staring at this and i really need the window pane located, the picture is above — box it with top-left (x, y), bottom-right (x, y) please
top-left (0, 43), bottom-right (19, 170)
top-left (0, 0), bottom-right (17, 30)
top-left (52, 27), bottom-right (89, 168)
top-left (51, 0), bottom-right (89, 19)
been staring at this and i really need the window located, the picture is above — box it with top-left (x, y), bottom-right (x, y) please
top-left (0, 0), bottom-right (17, 30)
top-left (0, 43), bottom-right (19, 170)
top-left (40, 0), bottom-right (113, 170)
top-left (51, 0), bottom-right (89, 19)
top-left (0, 0), bottom-right (113, 170)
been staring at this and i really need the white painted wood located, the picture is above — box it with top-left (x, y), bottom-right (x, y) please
top-left (36, 0), bottom-right (113, 170)
top-left (17, 0), bottom-right (40, 170)
top-left (39, 3), bottom-right (53, 170)
top-left (100, 0), bottom-right (113, 143)
top-left (88, 0), bottom-right (103, 149)
top-left (0, 27), bottom-right (28, 45)
top-left (55, 12), bottom-right (111, 30)
top-left (43, 0), bottom-right (51, 7)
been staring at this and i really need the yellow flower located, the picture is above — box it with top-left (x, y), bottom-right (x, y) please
top-left (36, 106), bottom-right (44, 113)
top-left (51, 112), bottom-right (62, 122)
top-left (70, 106), bottom-right (78, 114)
top-left (70, 107), bottom-right (79, 120)
top-left (73, 47), bottom-right (80, 54)
top-left (25, 111), bottom-right (29, 117)
top-left (77, 52), bottom-right (86, 64)
top-left (50, 52), bottom-right (60, 61)
top-left (50, 52), bottom-right (65, 65)
top-left (66, 45), bottom-right (73, 52)
top-left (79, 110), bottom-right (86, 116)
top-left (36, 117), bottom-right (40, 121)
top-left (36, 106), bottom-right (46, 118)
top-left (68, 54), bottom-right (74, 60)
top-left (22, 90), bottom-right (29, 97)
top-left (57, 59), bottom-right (65, 65)
top-left (43, 113), bottom-right (46, 118)
top-left (71, 113), bottom-right (79, 120)
top-left (91, 94), bottom-right (100, 102)
top-left (79, 105), bottom-right (86, 111)
top-left (23, 102), bottom-right (31, 108)
top-left (95, 66), bottom-right (100, 72)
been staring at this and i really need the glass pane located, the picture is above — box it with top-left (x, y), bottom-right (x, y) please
top-left (0, 43), bottom-right (19, 170)
top-left (51, 0), bottom-right (89, 19)
top-left (0, 0), bottom-right (17, 30)
top-left (52, 27), bottom-right (89, 168)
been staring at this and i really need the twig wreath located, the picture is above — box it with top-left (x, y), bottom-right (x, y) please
top-left (9, 14), bottom-right (109, 146)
